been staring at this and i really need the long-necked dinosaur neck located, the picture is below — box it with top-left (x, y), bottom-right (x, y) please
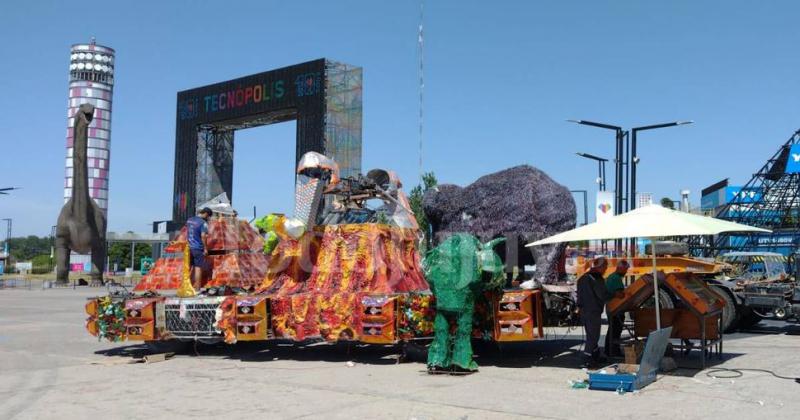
top-left (71, 104), bottom-right (94, 217)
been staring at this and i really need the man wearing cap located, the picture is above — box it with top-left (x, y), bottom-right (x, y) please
top-left (186, 207), bottom-right (212, 289)
top-left (576, 256), bottom-right (611, 367)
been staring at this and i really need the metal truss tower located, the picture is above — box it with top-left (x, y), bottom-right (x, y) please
top-left (691, 129), bottom-right (800, 256)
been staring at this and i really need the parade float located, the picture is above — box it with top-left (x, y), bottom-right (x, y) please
top-left (84, 153), bottom-right (545, 349)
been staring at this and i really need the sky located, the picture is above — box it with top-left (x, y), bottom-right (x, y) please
top-left (1, 0), bottom-right (799, 236)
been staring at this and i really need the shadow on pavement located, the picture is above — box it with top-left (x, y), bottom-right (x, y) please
top-left (92, 320), bottom-right (781, 374)
top-left (735, 319), bottom-right (800, 336)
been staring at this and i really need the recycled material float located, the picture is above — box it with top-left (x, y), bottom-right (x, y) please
top-left (85, 152), bottom-right (546, 347)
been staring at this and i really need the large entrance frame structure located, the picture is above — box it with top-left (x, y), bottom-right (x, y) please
top-left (172, 59), bottom-right (362, 227)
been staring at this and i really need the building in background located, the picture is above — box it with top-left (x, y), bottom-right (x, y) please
top-left (65, 38), bottom-right (115, 212)
top-left (700, 179), bottom-right (761, 217)
top-left (636, 192), bottom-right (653, 208)
top-left (680, 189), bottom-right (691, 212)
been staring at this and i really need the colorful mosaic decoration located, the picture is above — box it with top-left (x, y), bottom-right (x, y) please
top-left (95, 297), bottom-right (126, 342)
top-left (132, 218), bottom-right (430, 343)
top-left (214, 296), bottom-right (238, 344)
top-left (258, 224), bottom-right (427, 295)
top-left (135, 218), bottom-right (267, 291)
top-left (398, 293), bottom-right (435, 339)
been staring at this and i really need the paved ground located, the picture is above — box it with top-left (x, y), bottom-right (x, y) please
top-left (1, 287), bottom-right (799, 420)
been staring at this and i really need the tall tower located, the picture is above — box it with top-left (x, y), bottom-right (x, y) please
top-left (65, 39), bottom-right (115, 212)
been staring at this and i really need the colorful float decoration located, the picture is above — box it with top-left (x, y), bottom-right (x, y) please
top-left (85, 153), bottom-right (544, 347)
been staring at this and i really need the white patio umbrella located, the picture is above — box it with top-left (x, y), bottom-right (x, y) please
top-left (526, 205), bottom-right (770, 329)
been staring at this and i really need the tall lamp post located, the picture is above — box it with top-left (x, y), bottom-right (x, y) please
top-left (568, 120), bottom-right (626, 213)
top-left (629, 121), bottom-right (693, 256)
top-left (570, 190), bottom-right (589, 226)
top-left (569, 120), bottom-right (627, 253)
top-left (2, 218), bottom-right (11, 257)
top-left (630, 121), bottom-right (693, 211)
top-left (575, 153), bottom-right (608, 191)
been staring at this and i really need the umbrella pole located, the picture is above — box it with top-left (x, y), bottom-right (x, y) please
top-left (651, 237), bottom-right (661, 330)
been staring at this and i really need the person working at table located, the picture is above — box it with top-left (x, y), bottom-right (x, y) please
top-left (604, 260), bottom-right (629, 357)
top-left (576, 256), bottom-right (610, 368)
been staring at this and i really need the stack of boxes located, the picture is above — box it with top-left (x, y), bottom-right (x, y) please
top-left (234, 296), bottom-right (269, 340)
top-left (124, 298), bottom-right (161, 341)
top-left (494, 290), bottom-right (543, 342)
top-left (359, 295), bottom-right (397, 344)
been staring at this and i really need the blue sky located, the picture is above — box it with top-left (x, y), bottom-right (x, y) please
top-left (1, 1), bottom-right (799, 236)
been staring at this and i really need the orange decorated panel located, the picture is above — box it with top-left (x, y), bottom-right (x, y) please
top-left (494, 290), bottom-right (543, 342)
top-left (124, 298), bottom-right (159, 319)
top-left (360, 320), bottom-right (396, 344)
top-left (85, 299), bottom-right (98, 317)
top-left (236, 319), bottom-right (268, 341)
top-left (258, 224), bottom-right (428, 297)
top-left (126, 319), bottom-right (155, 341)
top-left (496, 318), bottom-right (534, 341)
top-left (633, 308), bottom-right (719, 339)
top-left (135, 258), bottom-right (184, 291)
top-left (234, 296), bottom-right (269, 341)
top-left (86, 319), bottom-right (99, 336)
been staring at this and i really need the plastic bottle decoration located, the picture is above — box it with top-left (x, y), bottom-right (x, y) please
top-left (425, 234), bottom-right (505, 374)
top-left (96, 296), bottom-right (126, 342)
top-left (255, 214), bottom-right (307, 255)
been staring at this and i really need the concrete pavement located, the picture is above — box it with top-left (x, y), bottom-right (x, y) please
top-left (1, 288), bottom-right (799, 419)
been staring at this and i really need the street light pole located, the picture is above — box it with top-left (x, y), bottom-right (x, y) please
top-left (569, 120), bottom-right (626, 253)
top-left (1, 218), bottom-right (11, 256)
top-left (570, 190), bottom-right (589, 226)
top-left (628, 121), bottom-right (693, 256)
top-left (630, 121), bottom-right (693, 212)
top-left (575, 152), bottom-right (608, 191)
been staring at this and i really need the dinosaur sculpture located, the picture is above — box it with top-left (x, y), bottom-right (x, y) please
top-left (56, 103), bottom-right (107, 283)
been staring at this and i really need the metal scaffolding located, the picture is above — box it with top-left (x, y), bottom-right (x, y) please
top-left (324, 61), bottom-right (363, 179)
top-left (195, 126), bottom-right (234, 206)
top-left (691, 129), bottom-right (800, 256)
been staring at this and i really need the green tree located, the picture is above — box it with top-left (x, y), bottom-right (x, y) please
top-left (107, 242), bottom-right (153, 271)
top-left (408, 172), bottom-right (438, 250)
top-left (31, 254), bottom-right (54, 274)
top-left (660, 197), bottom-right (675, 209)
top-left (6, 235), bottom-right (52, 262)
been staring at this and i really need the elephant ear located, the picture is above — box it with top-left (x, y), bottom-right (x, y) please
top-left (478, 237), bottom-right (505, 275)
top-left (483, 237), bottom-right (506, 250)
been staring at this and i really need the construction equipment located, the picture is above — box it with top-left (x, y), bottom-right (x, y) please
top-left (608, 272), bottom-right (724, 368)
top-left (573, 251), bottom-right (798, 331)
top-left (719, 252), bottom-right (799, 324)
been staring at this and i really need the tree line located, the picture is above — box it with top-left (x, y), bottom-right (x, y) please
top-left (1, 235), bottom-right (152, 273)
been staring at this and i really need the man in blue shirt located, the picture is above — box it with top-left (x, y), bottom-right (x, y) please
top-left (186, 207), bottom-right (212, 289)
